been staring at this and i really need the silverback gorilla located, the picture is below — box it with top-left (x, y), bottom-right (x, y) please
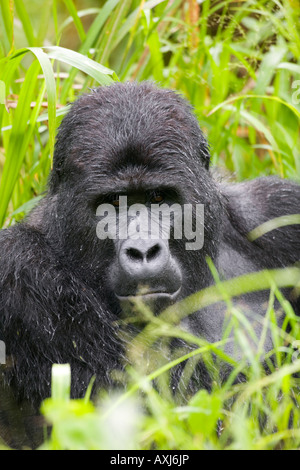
top-left (0, 81), bottom-right (300, 448)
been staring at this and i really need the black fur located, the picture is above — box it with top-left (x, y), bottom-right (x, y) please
top-left (0, 81), bottom-right (300, 448)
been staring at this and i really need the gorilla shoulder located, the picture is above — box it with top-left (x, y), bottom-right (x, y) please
top-left (220, 176), bottom-right (300, 268)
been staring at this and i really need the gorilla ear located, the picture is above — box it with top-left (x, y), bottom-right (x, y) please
top-left (199, 136), bottom-right (211, 170)
top-left (203, 149), bottom-right (211, 170)
top-left (49, 158), bottom-right (64, 193)
top-left (189, 109), bottom-right (211, 170)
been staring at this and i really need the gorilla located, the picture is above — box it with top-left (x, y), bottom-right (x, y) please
top-left (0, 81), bottom-right (300, 448)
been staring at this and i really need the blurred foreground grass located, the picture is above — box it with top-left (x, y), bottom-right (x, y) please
top-left (36, 268), bottom-right (300, 450)
top-left (0, 267), bottom-right (298, 450)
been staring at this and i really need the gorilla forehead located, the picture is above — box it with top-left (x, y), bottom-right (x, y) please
top-left (76, 81), bottom-right (198, 138)
top-left (52, 81), bottom-right (210, 181)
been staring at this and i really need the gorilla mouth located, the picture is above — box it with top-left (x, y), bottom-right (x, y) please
top-left (116, 288), bottom-right (181, 315)
top-left (116, 287), bottom-right (181, 302)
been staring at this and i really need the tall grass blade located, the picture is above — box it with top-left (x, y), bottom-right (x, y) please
top-left (0, 60), bottom-right (41, 226)
top-left (28, 47), bottom-right (56, 164)
top-left (45, 46), bottom-right (115, 85)
top-left (15, 0), bottom-right (36, 46)
top-left (62, 0), bottom-right (86, 43)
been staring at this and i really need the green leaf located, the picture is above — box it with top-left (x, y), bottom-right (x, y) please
top-left (15, 0), bottom-right (36, 46)
top-left (255, 46), bottom-right (286, 95)
top-left (0, 60), bottom-right (41, 227)
top-left (161, 267), bottom-right (300, 325)
top-left (44, 46), bottom-right (115, 85)
top-left (277, 62), bottom-right (300, 75)
top-left (81, 0), bottom-right (120, 53)
top-left (0, 80), bottom-right (5, 104)
top-left (239, 108), bottom-right (279, 153)
top-left (60, 0), bottom-right (120, 101)
top-left (0, 0), bottom-right (14, 55)
top-left (0, 53), bottom-right (24, 132)
top-left (9, 196), bottom-right (43, 218)
top-left (58, 8), bottom-right (100, 36)
top-left (63, 0), bottom-right (86, 43)
top-left (28, 47), bottom-right (56, 163)
top-left (147, 28), bottom-right (164, 82)
top-left (208, 94), bottom-right (300, 120)
top-left (188, 390), bottom-right (222, 436)
top-left (110, 0), bottom-right (166, 52)
top-left (96, 0), bottom-right (132, 65)
top-left (248, 214), bottom-right (300, 242)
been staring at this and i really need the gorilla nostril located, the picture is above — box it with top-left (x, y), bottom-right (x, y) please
top-left (126, 248), bottom-right (143, 262)
top-left (146, 244), bottom-right (161, 262)
top-left (119, 239), bottom-right (170, 278)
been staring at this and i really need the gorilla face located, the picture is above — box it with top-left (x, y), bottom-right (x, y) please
top-left (97, 191), bottom-right (184, 314)
top-left (47, 82), bottom-right (222, 315)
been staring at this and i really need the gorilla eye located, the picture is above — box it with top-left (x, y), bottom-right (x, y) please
top-left (111, 195), bottom-right (120, 207)
top-left (150, 192), bottom-right (164, 204)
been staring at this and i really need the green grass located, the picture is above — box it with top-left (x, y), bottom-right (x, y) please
top-left (37, 270), bottom-right (300, 450)
top-left (0, 0), bottom-right (300, 450)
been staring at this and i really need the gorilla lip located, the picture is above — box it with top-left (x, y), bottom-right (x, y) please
top-left (116, 287), bottom-right (181, 302)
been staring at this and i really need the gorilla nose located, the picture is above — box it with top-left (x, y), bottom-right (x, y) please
top-left (119, 238), bottom-right (169, 279)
